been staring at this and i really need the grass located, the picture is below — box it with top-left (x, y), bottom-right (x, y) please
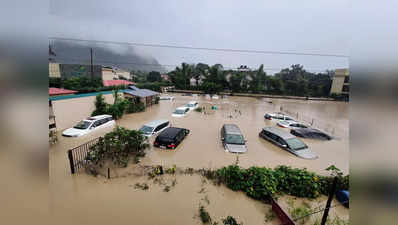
top-left (195, 107), bottom-right (204, 112)
top-left (287, 199), bottom-right (312, 225)
top-left (222, 216), bottom-right (243, 225)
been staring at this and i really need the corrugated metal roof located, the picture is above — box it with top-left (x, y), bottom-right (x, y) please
top-left (124, 86), bottom-right (159, 98)
top-left (49, 88), bottom-right (77, 96)
top-left (103, 80), bottom-right (135, 87)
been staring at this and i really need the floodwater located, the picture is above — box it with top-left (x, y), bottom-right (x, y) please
top-left (49, 94), bottom-right (349, 225)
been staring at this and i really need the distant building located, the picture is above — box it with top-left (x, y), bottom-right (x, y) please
top-left (49, 87), bottom-right (77, 96)
top-left (330, 69), bottom-right (350, 95)
top-left (103, 80), bottom-right (135, 87)
top-left (49, 63), bottom-right (61, 78)
top-left (161, 74), bottom-right (170, 81)
top-left (123, 86), bottom-right (159, 107)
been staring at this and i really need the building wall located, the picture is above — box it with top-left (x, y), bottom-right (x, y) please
top-left (52, 93), bottom-right (115, 131)
top-left (49, 63), bottom-right (61, 78)
top-left (102, 69), bottom-right (116, 81)
top-left (59, 64), bottom-right (102, 79)
top-left (115, 71), bottom-right (130, 80)
top-left (330, 69), bottom-right (350, 94)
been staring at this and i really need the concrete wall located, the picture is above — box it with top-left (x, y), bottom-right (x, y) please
top-left (49, 63), bottom-right (61, 78)
top-left (52, 93), bottom-right (115, 131)
top-left (331, 69), bottom-right (350, 94)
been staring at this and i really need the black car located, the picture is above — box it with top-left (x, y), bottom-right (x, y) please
top-left (153, 127), bottom-right (190, 149)
top-left (290, 128), bottom-right (332, 140)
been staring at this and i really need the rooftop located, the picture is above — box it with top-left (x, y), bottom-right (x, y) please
top-left (49, 88), bottom-right (78, 96)
top-left (123, 86), bottom-right (159, 98)
top-left (103, 80), bottom-right (135, 87)
top-left (262, 126), bottom-right (295, 139)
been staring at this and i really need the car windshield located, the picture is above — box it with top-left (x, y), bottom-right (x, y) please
top-left (225, 134), bottom-right (245, 145)
top-left (285, 138), bottom-right (307, 150)
top-left (173, 109), bottom-right (185, 114)
top-left (186, 104), bottom-right (194, 107)
top-left (139, 125), bottom-right (154, 134)
top-left (73, 121), bottom-right (92, 129)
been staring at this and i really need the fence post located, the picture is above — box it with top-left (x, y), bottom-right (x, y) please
top-left (321, 177), bottom-right (338, 225)
top-left (68, 150), bottom-right (75, 174)
top-left (107, 168), bottom-right (110, 179)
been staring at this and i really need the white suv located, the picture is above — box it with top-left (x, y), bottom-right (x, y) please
top-left (185, 101), bottom-right (199, 110)
top-left (264, 112), bottom-right (295, 122)
top-left (62, 115), bottom-right (115, 137)
top-left (139, 119), bottom-right (170, 137)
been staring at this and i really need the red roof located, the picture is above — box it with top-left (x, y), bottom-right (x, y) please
top-left (49, 88), bottom-right (78, 96)
top-left (103, 80), bottom-right (135, 87)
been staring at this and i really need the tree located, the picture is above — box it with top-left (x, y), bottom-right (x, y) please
top-left (92, 94), bottom-right (108, 116)
top-left (169, 63), bottom-right (193, 89)
top-left (201, 81), bottom-right (222, 94)
top-left (147, 71), bottom-right (161, 82)
top-left (193, 63), bottom-right (209, 86)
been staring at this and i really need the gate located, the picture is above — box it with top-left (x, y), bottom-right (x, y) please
top-left (67, 137), bottom-right (99, 174)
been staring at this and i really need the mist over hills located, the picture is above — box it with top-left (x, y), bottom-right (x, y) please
top-left (50, 40), bottom-right (166, 72)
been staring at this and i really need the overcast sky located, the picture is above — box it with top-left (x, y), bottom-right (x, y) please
top-left (49, 0), bottom-right (350, 73)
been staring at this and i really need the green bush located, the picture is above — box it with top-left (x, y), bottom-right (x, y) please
top-left (213, 165), bottom-right (349, 200)
top-left (199, 205), bottom-right (212, 224)
top-left (86, 126), bottom-right (149, 167)
top-left (125, 101), bottom-right (145, 113)
top-left (222, 216), bottom-right (243, 225)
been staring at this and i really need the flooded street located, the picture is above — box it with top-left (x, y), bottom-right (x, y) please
top-left (50, 94), bottom-right (349, 224)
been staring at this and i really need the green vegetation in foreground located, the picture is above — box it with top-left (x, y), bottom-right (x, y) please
top-left (199, 205), bottom-right (212, 224)
top-left (86, 126), bottom-right (149, 168)
top-left (202, 164), bottom-right (348, 200)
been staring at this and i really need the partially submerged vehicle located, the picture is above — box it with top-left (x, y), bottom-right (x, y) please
top-left (264, 112), bottom-right (295, 122)
top-left (221, 124), bottom-right (247, 153)
top-left (277, 120), bottom-right (309, 129)
top-left (172, 106), bottom-right (190, 117)
top-left (290, 128), bottom-right (332, 140)
top-left (185, 101), bottom-right (199, 110)
top-left (139, 119), bottom-right (170, 137)
top-left (159, 95), bottom-right (174, 100)
top-left (153, 127), bottom-right (190, 149)
top-left (62, 115), bottom-right (115, 137)
top-left (259, 127), bottom-right (318, 159)
top-left (212, 94), bottom-right (219, 99)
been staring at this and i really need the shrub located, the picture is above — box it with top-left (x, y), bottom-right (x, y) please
top-left (195, 107), bottom-right (203, 112)
top-left (199, 206), bottom-right (212, 224)
top-left (126, 101), bottom-right (145, 113)
top-left (92, 94), bottom-right (108, 116)
top-left (222, 216), bottom-right (243, 225)
top-left (86, 126), bottom-right (149, 167)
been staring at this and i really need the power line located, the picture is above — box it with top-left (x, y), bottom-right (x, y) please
top-left (53, 57), bottom-right (330, 72)
top-left (49, 37), bottom-right (349, 58)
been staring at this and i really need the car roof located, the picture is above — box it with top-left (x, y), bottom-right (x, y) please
top-left (144, 119), bottom-right (169, 127)
top-left (223, 124), bottom-right (242, 135)
top-left (188, 101), bottom-right (197, 104)
top-left (86, 115), bottom-right (112, 120)
top-left (262, 126), bottom-right (296, 139)
top-left (177, 106), bottom-right (188, 110)
top-left (158, 127), bottom-right (184, 138)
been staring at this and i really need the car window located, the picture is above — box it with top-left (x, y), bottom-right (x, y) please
top-left (185, 108), bottom-right (189, 112)
top-left (139, 126), bottom-right (154, 134)
top-left (225, 134), bottom-right (245, 145)
top-left (74, 121), bottom-right (92, 129)
top-left (93, 120), bottom-right (102, 127)
top-left (154, 125), bottom-right (162, 132)
top-left (285, 138), bottom-right (307, 150)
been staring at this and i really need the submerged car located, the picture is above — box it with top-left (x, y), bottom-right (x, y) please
top-left (153, 127), bottom-right (190, 149)
top-left (181, 93), bottom-right (193, 96)
top-left (221, 124), bottom-right (247, 153)
top-left (212, 94), bottom-right (219, 99)
top-left (172, 106), bottom-right (190, 117)
top-left (159, 95), bottom-right (174, 100)
top-left (259, 127), bottom-right (318, 159)
top-left (290, 128), bottom-right (332, 140)
top-left (264, 112), bottom-right (295, 122)
top-left (185, 101), bottom-right (199, 110)
top-left (277, 120), bottom-right (309, 129)
top-left (62, 115), bottom-right (115, 137)
top-left (139, 119), bottom-right (170, 137)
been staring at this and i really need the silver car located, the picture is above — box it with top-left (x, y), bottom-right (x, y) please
top-left (221, 124), bottom-right (247, 153)
top-left (259, 126), bottom-right (318, 159)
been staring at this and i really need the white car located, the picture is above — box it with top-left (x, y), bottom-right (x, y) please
top-left (264, 112), bottom-right (295, 122)
top-left (159, 95), bottom-right (174, 100)
top-left (212, 94), bottom-right (219, 99)
top-left (172, 106), bottom-right (190, 117)
top-left (277, 120), bottom-right (309, 129)
top-left (185, 101), bottom-right (199, 110)
top-left (62, 115), bottom-right (115, 137)
top-left (139, 119), bottom-right (170, 137)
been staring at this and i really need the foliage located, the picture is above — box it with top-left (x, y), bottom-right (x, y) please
top-left (211, 165), bottom-right (349, 200)
top-left (135, 81), bottom-right (171, 92)
top-left (86, 126), bottom-right (149, 167)
top-left (199, 205), bottom-right (212, 224)
top-left (125, 100), bottom-right (145, 113)
top-left (222, 216), bottom-right (243, 225)
top-left (195, 107), bottom-right (203, 112)
top-left (147, 71), bottom-right (162, 82)
top-left (155, 96), bottom-right (160, 104)
top-left (91, 91), bottom-right (129, 119)
top-left (49, 130), bottom-right (58, 144)
top-left (134, 183), bottom-right (149, 190)
top-left (288, 201), bottom-right (312, 225)
top-left (92, 94), bottom-right (108, 116)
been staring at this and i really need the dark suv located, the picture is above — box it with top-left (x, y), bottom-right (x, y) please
top-left (153, 127), bottom-right (190, 149)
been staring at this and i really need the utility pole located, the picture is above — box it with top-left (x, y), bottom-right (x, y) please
top-left (90, 48), bottom-right (94, 81)
top-left (321, 176), bottom-right (338, 225)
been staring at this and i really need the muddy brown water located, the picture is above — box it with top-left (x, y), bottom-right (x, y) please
top-left (50, 94), bottom-right (349, 224)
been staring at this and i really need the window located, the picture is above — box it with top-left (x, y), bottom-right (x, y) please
top-left (93, 120), bottom-right (102, 127)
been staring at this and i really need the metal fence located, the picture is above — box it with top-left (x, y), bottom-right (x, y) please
top-left (67, 137), bottom-right (99, 174)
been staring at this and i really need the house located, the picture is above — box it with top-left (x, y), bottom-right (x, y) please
top-left (49, 87), bottom-right (78, 96)
top-left (49, 88), bottom-right (78, 132)
top-left (330, 69), bottom-right (349, 95)
top-left (103, 80), bottom-right (135, 87)
top-left (161, 74), bottom-right (170, 81)
top-left (123, 86), bottom-right (159, 107)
